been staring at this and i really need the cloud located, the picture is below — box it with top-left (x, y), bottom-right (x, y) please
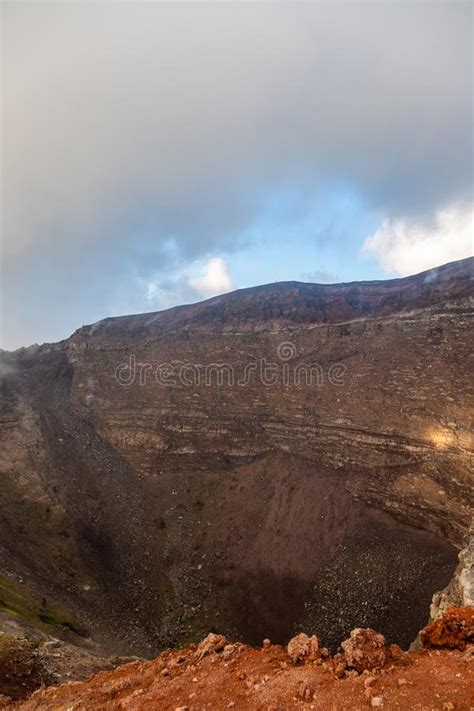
top-left (188, 257), bottom-right (234, 298)
top-left (362, 203), bottom-right (473, 276)
top-left (144, 257), bottom-right (233, 310)
top-left (1, 1), bottom-right (472, 347)
top-left (3, 1), bottom-right (471, 265)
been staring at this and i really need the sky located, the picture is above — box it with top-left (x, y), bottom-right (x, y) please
top-left (1, 1), bottom-right (473, 350)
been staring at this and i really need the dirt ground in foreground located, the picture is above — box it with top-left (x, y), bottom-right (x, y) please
top-left (6, 636), bottom-right (473, 711)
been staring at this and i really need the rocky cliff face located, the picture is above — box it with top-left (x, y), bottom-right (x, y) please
top-left (0, 258), bottom-right (472, 656)
top-left (430, 526), bottom-right (474, 621)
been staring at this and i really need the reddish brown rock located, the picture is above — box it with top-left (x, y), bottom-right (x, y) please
top-left (287, 633), bottom-right (320, 664)
top-left (297, 679), bottom-right (314, 700)
top-left (194, 633), bottom-right (228, 661)
top-left (332, 652), bottom-right (347, 678)
top-left (341, 628), bottom-right (391, 673)
top-left (419, 607), bottom-right (474, 650)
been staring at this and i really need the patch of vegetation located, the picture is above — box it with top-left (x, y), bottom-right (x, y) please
top-left (0, 576), bottom-right (88, 638)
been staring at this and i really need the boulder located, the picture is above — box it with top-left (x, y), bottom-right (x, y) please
top-left (341, 628), bottom-right (391, 673)
top-left (287, 633), bottom-right (320, 664)
top-left (419, 607), bottom-right (474, 650)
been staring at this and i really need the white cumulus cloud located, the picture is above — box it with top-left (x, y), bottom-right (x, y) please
top-left (362, 204), bottom-right (473, 276)
top-left (188, 257), bottom-right (234, 298)
top-left (143, 256), bottom-right (234, 310)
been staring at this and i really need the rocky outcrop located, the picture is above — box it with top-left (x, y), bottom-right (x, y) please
top-left (430, 525), bottom-right (474, 620)
top-left (0, 258), bottom-right (472, 655)
top-left (0, 634), bottom-right (48, 700)
top-left (420, 607), bottom-right (474, 650)
top-left (0, 621), bottom-right (136, 702)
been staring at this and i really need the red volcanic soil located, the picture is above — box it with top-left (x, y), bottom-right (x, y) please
top-left (7, 610), bottom-right (474, 711)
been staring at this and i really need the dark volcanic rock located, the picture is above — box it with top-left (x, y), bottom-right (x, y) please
top-left (0, 258), bottom-right (472, 655)
top-left (0, 633), bottom-right (47, 700)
